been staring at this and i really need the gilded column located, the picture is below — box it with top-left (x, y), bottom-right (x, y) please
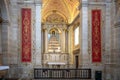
top-left (44, 25), bottom-right (48, 53)
top-left (65, 29), bottom-right (68, 53)
top-left (42, 28), bottom-right (45, 53)
top-left (62, 28), bottom-right (66, 53)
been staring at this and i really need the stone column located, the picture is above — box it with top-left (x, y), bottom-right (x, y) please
top-left (105, 3), bottom-right (112, 64)
top-left (62, 28), bottom-right (66, 53)
top-left (35, 4), bottom-right (42, 66)
top-left (1, 21), bottom-right (9, 65)
top-left (104, 3), bottom-right (112, 80)
top-left (65, 29), bottom-right (68, 53)
top-left (68, 26), bottom-right (73, 65)
top-left (42, 28), bottom-right (45, 53)
top-left (0, 0), bottom-right (9, 65)
top-left (80, 0), bottom-right (89, 67)
top-left (108, 1), bottom-right (120, 80)
top-left (0, 22), bottom-right (2, 65)
top-left (0, 23), bottom-right (2, 53)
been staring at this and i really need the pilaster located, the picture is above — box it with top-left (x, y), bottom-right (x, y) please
top-left (35, 4), bottom-right (42, 66)
top-left (44, 27), bottom-right (48, 53)
top-left (62, 28), bottom-right (66, 53)
top-left (104, 2), bottom-right (112, 80)
top-left (80, 0), bottom-right (89, 67)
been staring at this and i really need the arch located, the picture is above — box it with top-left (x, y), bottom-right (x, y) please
top-left (1, 0), bottom-right (10, 22)
top-left (49, 27), bottom-right (61, 34)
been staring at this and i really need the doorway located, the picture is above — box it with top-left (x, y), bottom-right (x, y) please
top-left (75, 55), bottom-right (79, 68)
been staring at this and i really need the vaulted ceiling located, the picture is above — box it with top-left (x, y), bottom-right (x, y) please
top-left (42, 0), bottom-right (80, 24)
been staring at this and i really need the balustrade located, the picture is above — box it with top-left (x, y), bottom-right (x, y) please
top-left (34, 68), bottom-right (91, 79)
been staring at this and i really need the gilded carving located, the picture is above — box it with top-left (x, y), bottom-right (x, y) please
top-left (46, 13), bottom-right (65, 23)
top-left (42, 0), bottom-right (79, 24)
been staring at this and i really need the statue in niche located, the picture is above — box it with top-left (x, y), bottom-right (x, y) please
top-left (48, 29), bottom-right (61, 53)
top-left (52, 31), bottom-right (55, 36)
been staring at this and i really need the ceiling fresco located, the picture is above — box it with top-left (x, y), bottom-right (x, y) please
top-left (42, 0), bottom-right (80, 24)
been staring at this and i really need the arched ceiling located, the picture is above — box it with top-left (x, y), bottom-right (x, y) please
top-left (42, 0), bottom-right (80, 24)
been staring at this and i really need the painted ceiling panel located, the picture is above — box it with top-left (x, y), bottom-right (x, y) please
top-left (42, 0), bottom-right (80, 24)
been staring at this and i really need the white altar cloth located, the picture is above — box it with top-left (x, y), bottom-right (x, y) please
top-left (0, 66), bottom-right (9, 70)
top-left (47, 62), bottom-right (66, 65)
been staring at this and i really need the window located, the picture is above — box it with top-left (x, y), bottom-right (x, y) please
top-left (74, 27), bottom-right (79, 45)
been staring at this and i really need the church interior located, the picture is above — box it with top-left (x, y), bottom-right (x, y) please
top-left (0, 0), bottom-right (120, 80)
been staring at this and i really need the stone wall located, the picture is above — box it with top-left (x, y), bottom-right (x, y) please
top-left (0, 0), bottom-right (119, 80)
top-left (5, 0), bottom-right (42, 79)
top-left (110, 0), bottom-right (120, 80)
top-left (0, 0), bottom-right (9, 65)
top-left (81, 0), bottom-right (115, 80)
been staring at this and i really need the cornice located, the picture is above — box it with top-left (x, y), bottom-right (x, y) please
top-left (114, 21), bottom-right (120, 28)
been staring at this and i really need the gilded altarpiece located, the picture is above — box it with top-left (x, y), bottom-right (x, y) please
top-left (42, 13), bottom-right (69, 68)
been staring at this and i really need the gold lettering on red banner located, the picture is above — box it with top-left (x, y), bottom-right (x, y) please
top-left (21, 8), bottom-right (31, 62)
top-left (92, 9), bottom-right (101, 62)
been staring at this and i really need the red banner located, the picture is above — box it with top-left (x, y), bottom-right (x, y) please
top-left (21, 8), bottom-right (31, 62)
top-left (92, 9), bottom-right (101, 62)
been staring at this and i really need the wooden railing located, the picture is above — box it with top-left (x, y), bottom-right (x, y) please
top-left (34, 68), bottom-right (91, 79)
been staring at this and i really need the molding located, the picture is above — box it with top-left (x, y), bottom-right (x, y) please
top-left (79, 1), bottom-right (112, 10)
top-left (73, 49), bottom-right (80, 54)
top-left (105, 63), bottom-right (120, 67)
top-left (1, 19), bottom-right (9, 25)
top-left (82, 1), bottom-right (88, 6)
top-left (114, 21), bottom-right (120, 28)
top-left (17, 1), bottom-right (42, 5)
top-left (88, 2), bottom-right (107, 5)
top-left (42, 23), bottom-right (67, 25)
